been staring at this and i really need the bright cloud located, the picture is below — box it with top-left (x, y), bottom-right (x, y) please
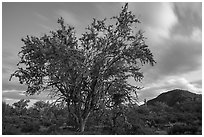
top-left (138, 76), bottom-right (201, 102)
top-left (129, 2), bottom-right (178, 44)
top-left (2, 89), bottom-right (56, 100)
top-left (166, 77), bottom-right (202, 93)
top-left (191, 27), bottom-right (202, 42)
top-left (2, 97), bottom-right (50, 107)
top-left (146, 3), bottom-right (178, 40)
top-left (171, 2), bottom-right (201, 37)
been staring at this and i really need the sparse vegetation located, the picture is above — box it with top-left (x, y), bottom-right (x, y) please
top-left (2, 89), bottom-right (202, 135)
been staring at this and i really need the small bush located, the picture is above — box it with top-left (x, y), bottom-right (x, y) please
top-left (21, 120), bottom-right (40, 133)
top-left (126, 124), bottom-right (154, 135)
top-left (2, 124), bottom-right (22, 135)
top-left (168, 124), bottom-right (198, 135)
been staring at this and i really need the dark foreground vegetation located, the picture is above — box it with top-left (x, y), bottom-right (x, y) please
top-left (2, 89), bottom-right (202, 135)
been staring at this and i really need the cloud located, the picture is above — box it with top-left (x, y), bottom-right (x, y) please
top-left (2, 89), bottom-right (56, 101)
top-left (2, 90), bottom-right (26, 100)
top-left (2, 98), bottom-right (21, 106)
top-left (159, 39), bottom-right (201, 75)
top-left (138, 3), bottom-right (202, 86)
top-left (2, 89), bottom-right (58, 107)
top-left (129, 2), bottom-right (202, 102)
top-left (2, 46), bottom-right (19, 68)
top-left (128, 2), bottom-right (178, 44)
top-left (138, 76), bottom-right (202, 102)
top-left (129, 2), bottom-right (177, 28)
top-left (192, 80), bottom-right (202, 89)
top-left (34, 12), bottom-right (49, 21)
top-left (2, 2), bottom-right (202, 106)
top-left (38, 23), bottom-right (52, 31)
top-left (190, 27), bottom-right (202, 43)
top-left (141, 38), bottom-right (201, 91)
top-left (172, 2), bottom-right (202, 36)
top-left (2, 67), bottom-right (27, 91)
top-left (2, 97), bottom-right (54, 107)
top-left (120, 3), bottom-right (202, 103)
top-left (142, 38), bottom-right (201, 83)
top-left (166, 77), bottom-right (202, 93)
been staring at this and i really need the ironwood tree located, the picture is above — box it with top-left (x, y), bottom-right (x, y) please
top-left (10, 3), bottom-right (156, 132)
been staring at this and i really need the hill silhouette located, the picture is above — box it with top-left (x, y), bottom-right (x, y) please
top-left (147, 89), bottom-right (202, 107)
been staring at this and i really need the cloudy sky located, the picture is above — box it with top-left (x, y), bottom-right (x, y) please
top-left (2, 2), bottom-right (202, 105)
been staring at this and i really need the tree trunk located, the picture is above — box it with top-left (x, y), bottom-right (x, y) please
top-left (79, 120), bottom-right (86, 132)
top-left (78, 112), bottom-right (90, 132)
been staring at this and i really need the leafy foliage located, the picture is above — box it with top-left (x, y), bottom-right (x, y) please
top-left (10, 3), bottom-right (155, 131)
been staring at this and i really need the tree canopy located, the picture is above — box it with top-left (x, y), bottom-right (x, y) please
top-left (10, 3), bottom-right (156, 132)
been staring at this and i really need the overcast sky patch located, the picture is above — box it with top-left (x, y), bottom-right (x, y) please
top-left (2, 2), bottom-right (202, 105)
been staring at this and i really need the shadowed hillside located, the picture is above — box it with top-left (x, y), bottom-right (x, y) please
top-left (147, 89), bottom-right (202, 107)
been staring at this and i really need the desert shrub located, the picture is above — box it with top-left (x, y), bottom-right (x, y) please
top-left (168, 123), bottom-right (198, 135)
top-left (126, 124), bottom-right (154, 135)
top-left (41, 118), bottom-right (52, 127)
top-left (76, 130), bottom-right (103, 135)
top-left (21, 120), bottom-right (40, 133)
top-left (154, 115), bottom-right (167, 125)
top-left (136, 106), bottom-right (150, 115)
top-left (2, 123), bottom-right (22, 135)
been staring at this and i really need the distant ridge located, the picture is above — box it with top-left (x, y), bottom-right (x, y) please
top-left (147, 89), bottom-right (202, 107)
